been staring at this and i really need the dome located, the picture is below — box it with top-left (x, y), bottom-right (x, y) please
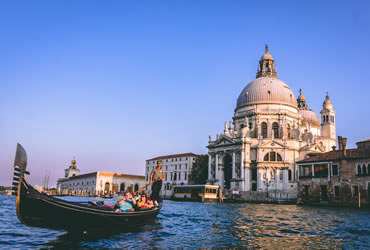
top-left (323, 94), bottom-right (333, 110)
top-left (236, 77), bottom-right (298, 109)
top-left (261, 53), bottom-right (273, 60)
top-left (300, 109), bottom-right (320, 128)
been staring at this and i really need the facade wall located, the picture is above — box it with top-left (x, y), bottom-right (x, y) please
top-left (57, 172), bottom-right (145, 196)
top-left (297, 159), bottom-right (370, 207)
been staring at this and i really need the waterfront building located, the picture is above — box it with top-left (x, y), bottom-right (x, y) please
top-left (297, 137), bottom-right (370, 207)
top-left (57, 158), bottom-right (145, 196)
top-left (145, 153), bottom-right (198, 197)
top-left (207, 45), bottom-right (336, 202)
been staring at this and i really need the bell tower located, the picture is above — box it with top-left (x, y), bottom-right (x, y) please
top-left (256, 44), bottom-right (277, 79)
top-left (320, 93), bottom-right (336, 139)
top-left (64, 157), bottom-right (80, 178)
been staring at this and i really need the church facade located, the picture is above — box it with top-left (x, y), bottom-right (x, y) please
top-left (207, 46), bottom-right (336, 202)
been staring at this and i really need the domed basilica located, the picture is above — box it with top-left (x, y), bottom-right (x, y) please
top-left (207, 45), bottom-right (336, 202)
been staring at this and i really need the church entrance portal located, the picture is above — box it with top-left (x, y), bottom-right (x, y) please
top-left (223, 154), bottom-right (232, 189)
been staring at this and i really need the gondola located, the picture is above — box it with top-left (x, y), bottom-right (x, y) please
top-left (12, 144), bottom-right (161, 232)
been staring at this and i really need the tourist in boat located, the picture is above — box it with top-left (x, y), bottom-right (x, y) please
top-left (137, 193), bottom-right (149, 209)
top-left (113, 191), bottom-right (136, 212)
top-left (149, 160), bottom-right (165, 205)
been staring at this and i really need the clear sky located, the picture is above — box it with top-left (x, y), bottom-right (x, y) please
top-left (1, 0), bottom-right (369, 186)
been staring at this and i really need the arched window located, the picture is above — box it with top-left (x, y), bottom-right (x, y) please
top-left (287, 124), bottom-right (291, 139)
top-left (357, 164), bottom-right (362, 175)
top-left (272, 122), bottom-right (279, 138)
top-left (288, 169), bottom-right (292, 180)
top-left (174, 173), bottom-right (177, 181)
top-left (326, 115), bottom-right (329, 123)
top-left (263, 152), bottom-right (283, 162)
top-left (262, 122), bottom-right (268, 138)
top-left (134, 184), bottom-right (139, 192)
top-left (277, 153), bottom-right (282, 161)
top-left (362, 164), bottom-right (367, 176)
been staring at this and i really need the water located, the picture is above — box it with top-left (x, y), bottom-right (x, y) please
top-left (1, 195), bottom-right (370, 248)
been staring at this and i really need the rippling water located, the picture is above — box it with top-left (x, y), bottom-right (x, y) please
top-left (1, 195), bottom-right (369, 248)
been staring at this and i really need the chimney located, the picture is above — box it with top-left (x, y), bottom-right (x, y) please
top-left (342, 137), bottom-right (347, 157)
top-left (338, 136), bottom-right (343, 150)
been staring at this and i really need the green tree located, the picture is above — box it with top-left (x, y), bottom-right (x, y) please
top-left (189, 154), bottom-right (209, 184)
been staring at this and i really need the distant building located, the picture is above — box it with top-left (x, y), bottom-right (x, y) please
top-left (297, 137), bottom-right (370, 207)
top-left (57, 158), bottom-right (145, 196)
top-left (145, 153), bottom-right (199, 197)
top-left (207, 46), bottom-right (337, 203)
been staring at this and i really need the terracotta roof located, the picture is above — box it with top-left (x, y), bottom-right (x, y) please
top-left (69, 172), bottom-right (98, 179)
top-left (148, 153), bottom-right (199, 161)
top-left (297, 148), bottom-right (370, 164)
top-left (358, 139), bottom-right (370, 143)
top-left (98, 172), bottom-right (144, 179)
top-left (67, 172), bottom-right (144, 180)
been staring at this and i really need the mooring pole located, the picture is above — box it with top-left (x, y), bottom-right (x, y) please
top-left (359, 192), bottom-right (361, 208)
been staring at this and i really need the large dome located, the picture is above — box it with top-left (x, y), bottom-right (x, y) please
top-left (300, 109), bottom-right (320, 128)
top-left (236, 77), bottom-right (298, 109)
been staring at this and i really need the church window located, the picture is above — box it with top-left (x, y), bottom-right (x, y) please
top-left (288, 169), bottom-right (292, 180)
top-left (263, 152), bottom-right (282, 162)
top-left (270, 152), bottom-right (276, 161)
top-left (326, 115), bottom-right (329, 123)
top-left (272, 122), bottom-right (279, 138)
top-left (287, 124), bottom-right (291, 139)
top-left (277, 153), bottom-right (282, 161)
top-left (262, 122), bottom-right (267, 138)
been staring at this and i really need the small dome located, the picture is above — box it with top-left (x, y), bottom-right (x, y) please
top-left (300, 109), bottom-right (320, 128)
top-left (71, 160), bottom-right (76, 164)
top-left (323, 94), bottom-right (333, 110)
top-left (261, 53), bottom-right (273, 60)
top-left (236, 77), bottom-right (298, 109)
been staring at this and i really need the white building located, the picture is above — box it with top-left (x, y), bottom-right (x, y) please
top-left (57, 159), bottom-right (145, 196)
top-left (145, 153), bottom-right (199, 197)
top-left (207, 45), bottom-right (336, 202)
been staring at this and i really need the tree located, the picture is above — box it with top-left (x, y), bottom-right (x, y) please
top-left (189, 154), bottom-right (209, 184)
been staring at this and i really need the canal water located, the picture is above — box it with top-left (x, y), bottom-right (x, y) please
top-left (1, 195), bottom-right (369, 248)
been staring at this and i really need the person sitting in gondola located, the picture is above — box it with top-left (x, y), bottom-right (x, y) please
top-left (136, 193), bottom-right (148, 209)
top-left (113, 191), bottom-right (136, 212)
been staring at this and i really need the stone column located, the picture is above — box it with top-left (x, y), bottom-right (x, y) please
top-left (232, 152), bottom-right (236, 179)
top-left (215, 154), bottom-right (219, 184)
top-left (208, 154), bottom-right (212, 181)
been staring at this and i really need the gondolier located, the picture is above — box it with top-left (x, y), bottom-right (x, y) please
top-left (150, 160), bottom-right (165, 205)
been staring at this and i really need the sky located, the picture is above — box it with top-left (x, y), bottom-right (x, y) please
top-left (1, 0), bottom-right (369, 187)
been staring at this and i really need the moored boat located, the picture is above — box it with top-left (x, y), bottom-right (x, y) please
top-left (12, 144), bottom-right (161, 232)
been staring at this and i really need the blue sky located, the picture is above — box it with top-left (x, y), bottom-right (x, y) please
top-left (1, 0), bottom-right (369, 186)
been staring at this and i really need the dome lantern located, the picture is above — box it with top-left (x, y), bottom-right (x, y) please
top-left (256, 44), bottom-right (277, 79)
